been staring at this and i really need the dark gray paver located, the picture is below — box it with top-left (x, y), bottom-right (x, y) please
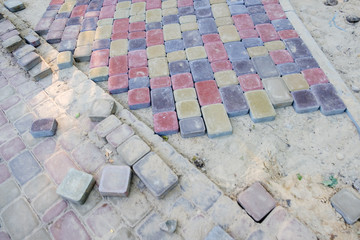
top-left (178, 6), bottom-right (195, 16)
top-left (14, 113), bottom-right (35, 134)
top-left (151, 87), bottom-right (175, 114)
top-left (9, 151), bottom-right (42, 185)
top-left (24, 33), bottom-right (41, 47)
top-left (247, 5), bottom-right (265, 14)
top-left (58, 39), bottom-right (77, 52)
top-left (292, 90), bottom-right (319, 114)
top-left (232, 59), bottom-right (256, 76)
top-left (169, 60), bottom-right (190, 76)
top-left (30, 118), bottom-right (58, 138)
top-left (198, 18), bottom-right (218, 35)
top-left (245, 0), bottom-right (262, 6)
top-left (146, 22), bottom-right (162, 31)
top-left (88, 98), bottom-right (116, 122)
top-left (251, 13), bottom-right (270, 25)
top-left (13, 44), bottom-right (35, 59)
top-left (252, 55), bottom-right (279, 79)
top-left (189, 59), bottom-right (214, 82)
top-left (194, 0), bottom-right (210, 9)
top-left (311, 83), bottom-right (346, 116)
top-left (224, 42), bottom-right (249, 62)
top-left (205, 226), bottom-right (234, 240)
top-left (179, 117), bottom-right (206, 138)
top-left (283, 38), bottom-right (312, 59)
top-left (330, 188), bottom-right (360, 225)
top-left (219, 85), bottom-right (249, 117)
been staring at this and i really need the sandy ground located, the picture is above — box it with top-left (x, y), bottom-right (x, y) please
top-left (6, 0), bottom-right (360, 239)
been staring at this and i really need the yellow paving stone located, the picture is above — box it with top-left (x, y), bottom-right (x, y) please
top-left (129, 14), bottom-right (145, 23)
top-left (245, 90), bottom-right (276, 123)
top-left (282, 74), bottom-right (310, 91)
top-left (211, 3), bottom-right (231, 18)
top-left (176, 100), bottom-right (201, 119)
top-left (162, 0), bottom-right (177, 9)
top-left (162, 8), bottom-right (178, 16)
top-left (97, 19), bottom-right (113, 26)
top-left (214, 70), bottom-right (238, 87)
top-left (95, 25), bottom-right (112, 40)
top-left (167, 50), bottom-right (187, 62)
top-left (179, 15), bottom-right (197, 24)
top-left (57, 51), bottom-right (73, 69)
top-left (116, 1), bottom-right (131, 10)
top-left (174, 88), bottom-right (197, 102)
top-left (89, 67), bottom-right (109, 82)
top-left (215, 17), bottom-right (234, 27)
top-left (181, 23), bottom-right (198, 32)
top-left (114, 9), bottom-right (130, 19)
top-left (163, 24), bottom-right (181, 41)
top-left (148, 57), bottom-right (169, 78)
top-left (185, 46), bottom-right (207, 61)
top-left (202, 103), bottom-right (232, 138)
top-left (147, 45), bottom-right (166, 59)
top-left (58, 2), bottom-right (75, 13)
top-left (77, 31), bottom-right (95, 47)
top-left (110, 39), bottom-right (128, 57)
top-left (264, 41), bottom-right (286, 51)
top-left (218, 25), bottom-right (240, 43)
top-left (210, 0), bottom-right (226, 4)
top-left (74, 45), bottom-right (92, 62)
top-left (130, 2), bottom-right (146, 16)
top-left (146, 9), bottom-right (162, 23)
top-left (247, 46), bottom-right (268, 58)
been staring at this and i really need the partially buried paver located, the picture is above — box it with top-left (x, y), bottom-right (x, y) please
top-left (292, 90), bottom-right (319, 114)
top-left (202, 104), bottom-right (233, 138)
top-left (262, 77), bottom-right (293, 108)
top-left (205, 226), bottom-right (234, 240)
top-left (56, 168), bottom-right (95, 204)
top-left (4, 0), bottom-right (25, 12)
top-left (237, 182), bottom-right (276, 222)
top-left (179, 117), bottom-right (206, 138)
top-left (117, 135), bottom-right (150, 166)
top-left (311, 83), bottom-right (346, 116)
top-left (133, 152), bottom-right (178, 198)
top-left (30, 118), bottom-right (58, 138)
top-left (89, 99), bottom-right (116, 122)
top-left (151, 87), bottom-right (175, 114)
top-left (219, 85), bottom-right (249, 117)
top-left (331, 188), bottom-right (360, 225)
top-left (245, 90), bottom-right (276, 123)
top-left (99, 165), bottom-right (132, 197)
top-left (57, 51), bottom-right (73, 70)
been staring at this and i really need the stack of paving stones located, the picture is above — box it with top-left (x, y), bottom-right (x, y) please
top-left (36, 0), bottom-right (347, 139)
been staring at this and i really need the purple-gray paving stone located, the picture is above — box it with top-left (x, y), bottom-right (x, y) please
top-left (311, 83), bottom-right (346, 116)
top-left (133, 152), bottom-right (178, 198)
top-left (196, 8), bottom-right (213, 19)
top-left (67, 17), bottom-right (83, 26)
top-left (62, 25), bottom-right (81, 40)
top-left (252, 55), bottom-right (279, 78)
top-left (178, 6), bottom-right (195, 16)
top-left (224, 41), bottom-right (249, 61)
top-left (205, 226), bottom-right (234, 240)
top-left (232, 59), bottom-right (256, 76)
top-left (251, 13), bottom-right (270, 25)
top-left (17, 52), bottom-right (41, 71)
top-left (179, 117), bottom-right (206, 138)
top-left (30, 118), bottom-right (58, 138)
top-left (47, 5), bottom-right (61, 10)
top-left (9, 151), bottom-right (42, 185)
top-left (198, 18), bottom-right (218, 35)
top-left (162, 14), bottom-right (179, 25)
top-left (128, 38), bottom-right (146, 51)
top-left (165, 39), bottom-right (185, 53)
top-left (189, 59), bottom-right (214, 82)
top-left (247, 5), bottom-right (265, 14)
top-left (129, 77), bottom-right (150, 89)
top-left (87, 1), bottom-right (103, 11)
top-left (272, 19), bottom-right (294, 31)
top-left (106, 124), bottom-right (134, 148)
top-left (295, 57), bottom-right (319, 71)
top-left (56, 12), bottom-right (71, 19)
top-left (219, 85), bottom-right (249, 117)
top-left (35, 17), bottom-right (54, 35)
top-left (237, 182), bottom-right (276, 222)
top-left (229, 5), bottom-right (248, 16)
top-left (276, 62), bottom-right (300, 76)
top-left (245, 0), bottom-right (262, 6)
top-left (76, 0), bottom-right (90, 5)
top-left (4, 0), bottom-right (25, 12)
top-left (46, 30), bottom-right (63, 44)
top-left (81, 17), bottom-right (98, 31)
top-left (182, 30), bottom-right (203, 48)
top-left (283, 38), bottom-right (312, 59)
top-left (92, 39), bottom-right (111, 51)
top-left (49, 18), bottom-right (67, 32)
top-left (99, 165), bottom-right (132, 197)
top-left (242, 38), bottom-right (264, 48)
top-left (146, 22), bottom-right (162, 31)
top-left (24, 34), bottom-right (40, 47)
top-left (151, 87), bottom-right (175, 114)
top-left (43, 10), bottom-right (59, 18)
top-left (169, 60), bottom-right (190, 76)
top-left (227, 0), bottom-right (244, 5)
top-left (292, 90), bottom-right (319, 114)
top-left (14, 113), bottom-right (35, 134)
top-left (58, 39), bottom-right (77, 52)
top-left (194, 0), bottom-right (210, 10)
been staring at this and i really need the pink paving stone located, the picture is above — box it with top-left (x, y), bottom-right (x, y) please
top-left (153, 111), bottom-right (179, 135)
top-left (269, 50), bottom-right (294, 65)
top-left (256, 24), bottom-right (280, 42)
top-left (49, 18), bottom-right (67, 32)
top-left (103, 0), bottom-right (117, 6)
top-left (278, 30), bottom-right (299, 40)
top-left (46, 30), bottom-right (63, 43)
top-left (45, 151), bottom-right (78, 184)
top-left (238, 74), bottom-right (263, 92)
top-left (32, 138), bottom-right (57, 163)
top-left (128, 50), bottom-right (147, 68)
top-left (146, 29), bottom-right (164, 47)
top-left (0, 163), bottom-right (11, 184)
top-left (108, 74), bottom-right (129, 93)
top-left (0, 137), bottom-right (25, 161)
top-left (178, 0), bottom-right (194, 7)
top-left (195, 80), bottom-right (222, 106)
top-left (150, 76), bottom-right (171, 89)
top-left (42, 201), bottom-right (68, 223)
top-left (129, 21), bottom-right (145, 32)
top-left (0, 232), bottom-right (10, 240)
top-left (211, 60), bottom-right (233, 73)
top-left (71, 5), bottom-right (87, 18)
top-left (129, 31), bottom-right (146, 39)
top-left (129, 67), bottom-right (149, 78)
top-left (113, 19), bottom-right (129, 33)
top-left (202, 34), bottom-right (221, 44)
top-left (264, 4), bottom-right (286, 21)
top-left (171, 73), bottom-right (194, 90)
top-left (50, 0), bottom-right (64, 5)
top-left (109, 55), bottom-right (128, 76)
top-left (85, 11), bottom-right (100, 19)
top-left (262, 0), bottom-right (279, 4)
top-left (99, 5), bottom-right (116, 19)
top-left (204, 42), bottom-right (228, 62)
top-left (146, 0), bottom-right (161, 10)
top-left (238, 29), bottom-right (259, 39)
top-left (112, 32), bottom-right (128, 40)
top-left (90, 49), bottom-right (110, 69)
top-left (86, 204), bottom-right (121, 238)
top-left (0, 111), bottom-right (7, 126)
top-left (233, 14), bottom-right (255, 31)
top-left (302, 68), bottom-right (329, 86)
top-left (50, 211), bottom-right (91, 240)
top-left (128, 87), bottom-right (150, 109)
top-left (62, 25), bottom-right (81, 40)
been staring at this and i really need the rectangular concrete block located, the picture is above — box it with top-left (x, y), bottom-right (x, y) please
top-left (252, 55), bottom-right (279, 79)
top-left (17, 52), bottom-right (41, 71)
top-left (291, 90), bottom-right (319, 114)
top-left (4, 0), bottom-right (25, 12)
top-left (202, 103), bottom-right (233, 138)
top-left (262, 77), bottom-right (293, 108)
top-left (220, 85), bottom-right (249, 117)
top-left (245, 90), bottom-right (276, 123)
top-left (282, 74), bottom-right (309, 92)
top-left (176, 100), bottom-right (201, 119)
top-left (29, 60), bottom-right (52, 81)
top-left (311, 83), bottom-right (346, 116)
top-left (153, 111), bottom-right (179, 135)
top-left (57, 51), bottom-right (73, 69)
top-left (179, 116), bottom-right (206, 138)
top-left (30, 118), bottom-right (58, 138)
top-left (89, 67), bottom-right (109, 82)
top-left (13, 44), bottom-right (36, 59)
top-left (151, 87), bottom-right (175, 114)
top-left (2, 35), bottom-right (23, 52)
top-left (331, 188), bottom-right (360, 225)
top-left (99, 165), bottom-right (132, 197)
top-left (205, 226), bottom-right (234, 240)
top-left (174, 87), bottom-right (197, 102)
top-left (106, 124), bottom-right (134, 148)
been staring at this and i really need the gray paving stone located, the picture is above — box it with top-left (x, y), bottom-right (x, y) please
top-left (165, 39), bottom-right (185, 53)
top-left (13, 44), bottom-right (36, 59)
top-left (247, 5), bottom-right (265, 14)
top-left (133, 152), bottom-right (178, 198)
top-left (179, 117), bottom-right (206, 138)
top-left (182, 30), bottom-right (203, 48)
top-left (262, 77), bottom-right (293, 108)
top-left (220, 85), bottom-right (249, 117)
top-left (106, 124), bottom-right (134, 148)
top-left (169, 60), bottom-right (190, 76)
top-left (23, 174), bottom-right (51, 200)
top-left (9, 151), bottom-right (42, 185)
top-left (30, 118), bottom-right (58, 138)
top-left (14, 113), bottom-right (35, 134)
top-left (243, 38), bottom-right (264, 48)
top-left (111, 227), bottom-right (137, 240)
top-left (27, 228), bottom-right (51, 240)
top-left (291, 90), bottom-right (319, 114)
top-left (129, 77), bottom-right (150, 89)
top-left (232, 59), bottom-right (256, 76)
top-left (205, 226), bottom-right (234, 240)
top-left (146, 22), bottom-right (162, 31)
top-left (88, 98), bottom-right (116, 122)
top-left (0, 179), bottom-right (20, 209)
top-left (72, 188), bottom-right (103, 215)
top-left (163, 14), bottom-right (179, 25)
top-left (58, 39), bottom-right (77, 52)
top-left (4, 0), bottom-right (25, 12)
top-left (99, 165), bottom-right (132, 197)
top-left (151, 87), bottom-right (175, 114)
top-left (2, 35), bottom-right (23, 52)
top-left (179, 6), bottom-right (195, 16)
top-left (94, 115), bottom-right (122, 138)
top-left (24, 34), bottom-right (41, 47)
top-left (227, 0), bottom-right (244, 5)
top-left (224, 42), bottom-right (249, 62)
top-left (277, 218), bottom-right (317, 240)
top-left (32, 186), bottom-right (60, 214)
top-left (117, 135), bottom-right (150, 166)
top-left (251, 13), bottom-right (270, 25)
top-left (196, 8), bottom-right (213, 19)
top-left (1, 198), bottom-right (39, 240)
top-left (194, 0), bottom-right (210, 9)
top-left (229, 5), bottom-right (248, 15)
top-left (276, 63), bottom-right (300, 76)
top-left (72, 141), bottom-right (105, 173)
top-left (311, 83), bottom-right (346, 116)
top-left (294, 57), bottom-right (319, 71)
top-left (331, 188), bottom-right (360, 225)
top-left (29, 60), bottom-right (52, 81)
top-left (354, 179), bottom-right (360, 193)
top-left (17, 52), bottom-right (41, 71)
top-left (182, 214), bottom-right (215, 240)
top-left (245, 0), bottom-right (262, 6)
top-left (252, 55), bottom-right (279, 79)
top-left (271, 19), bottom-right (293, 31)
top-left (262, 206), bottom-right (289, 234)
top-left (283, 38), bottom-right (312, 59)
top-left (228, 215), bottom-right (256, 240)
top-left (56, 168), bottom-right (95, 204)
top-left (0, 20), bottom-right (16, 35)
top-left (246, 229), bottom-right (270, 240)
top-left (198, 18), bottom-right (218, 35)
top-left (128, 38), bottom-right (146, 51)
top-left (189, 59), bottom-right (214, 82)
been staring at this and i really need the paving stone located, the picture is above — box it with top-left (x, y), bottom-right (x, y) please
top-left (128, 50), bottom-right (147, 68)
top-left (58, 39), bottom-right (77, 52)
top-left (277, 218), bottom-right (317, 240)
top-left (220, 85), bottom-right (249, 117)
top-left (113, 18), bottom-right (129, 34)
top-left (202, 33), bottom-right (221, 44)
top-left (238, 28), bottom-right (259, 39)
top-left (146, 29), bottom-right (164, 47)
top-left (169, 60), bottom-right (190, 76)
top-left (214, 70), bottom-right (238, 87)
top-left (94, 25), bottom-right (112, 40)
top-left (150, 76), bottom-right (171, 89)
top-left (198, 18), bottom-right (217, 35)
top-left (255, 23), bottom-right (280, 43)
top-left (251, 13), bottom-right (270, 25)
top-left (129, 77), bottom-right (150, 89)
top-left (302, 68), bottom-right (329, 86)
top-left (112, 31), bottom-right (128, 40)
top-left (99, 165), bottom-right (132, 197)
top-left (232, 14), bottom-right (254, 31)
top-left (165, 39), bottom-right (185, 53)
top-left (128, 87), bottom-right (151, 109)
top-left (4, 0), bottom-right (25, 12)
top-left (0, 29), bottom-right (20, 42)
top-left (0, 232), bottom-right (10, 240)
top-left (291, 90), bottom-right (319, 114)
top-left (146, 21), bottom-right (162, 31)
top-left (178, 115), bottom-right (206, 138)
top-left (205, 226), bottom-right (234, 240)
top-left (227, 0), bottom-right (245, 4)
top-left (269, 49), bottom-right (293, 65)
top-left (218, 25), bottom-right (241, 43)
top-left (264, 3), bottom-right (286, 21)
top-left (262, 77), bottom-right (293, 108)
top-left (13, 113), bottom-right (34, 134)
top-left (72, 140), bottom-right (106, 173)
top-left (229, 5), bottom-right (248, 15)
top-left (57, 51), bottom-right (73, 69)
top-left (194, 0), bottom-right (210, 9)
top-left (50, 211), bottom-right (91, 240)
top-left (284, 40), bottom-right (313, 62)
top-left (282, 73), bottom-right (309, 91)
top-left (202, 103), bottom-right (232, 138)
top-left (311, 83), bottom-right (346, 115)
top-left (211, 60), bottom-right (233, 72)
top-left (245, 90), bottom-right (276, 122)
top-left (89, 49), bottom-right (109, 69)
top-left (108, 74), bottom-right (128, 94)
top-left (56, 12), bottom-right (71, 19)
top-left (278, 29), bottom-right (299, 40)
top-left (232, 59), bottom-right (256, 76)
top-left (77, 30), bottom-right (95, 46)
top-left (174, 87), bottom-right (197, 102)
top-left (117, 135), bottom-right (150, 165)
top-left (109, 55), bottom-right (127, 76)
top-left (162, 14), bottom-right (179, 25)
top-left (71, 5), bottom-right (87, 18)
top-left (204, 42), bottom-right (228, 62)
top-left (66, 17), bottom-right (83, 26)
top-left (0, 137), bottom-right (26, 161)
top-left (182, 30), bottom-right (203, 48)
top-left (153, 110), bottom-right (179, 136)
top-left (247, 46), bottom-right (268, 57)
top-left (271, 18), bottom-right (293, 31)
top-left (1, 198), bottom-right (39, 240)
top-left (181, 22), bottom-right (199, 32)
top-left (196, 7), bottom-right (213, 19)
top-left (129, 67), bottom-right (149, 78)
top-left (44, 151), bottom-right (76, 184)
top-left (128, 38), bottom-right (146, 51)
top-left (2, 35), bottom-right (23, 52)
top-left (13, 44), bottom-right (35, 60)
top-left (178, 6), bottom-right (195, 16)
top-left (99, 5), bottom-right (116, 19)
top-left (146, 9), bottom-right (162, 23)
top-left (62, 25), bottom-right (81, 40)
top-left (32, 186), bottom-right (60, 215)
top-left (0, 179), bottom-right (20, 209)
top-left (211, 3), bottom-right (230, 18)
top-left (151, 87), bottom-right (175, 114)
top-left (148, 57), bottom-right (169, 78)
top-left (49, 18), bottom-right (67, 33)
top-left (247, 5), bottom-right (265, 14)
top-left (27, 228), bottom-right (52, 240)
top-left (147, 45), bottom-right (166, 59)
top-left (245, 0), bottom-right (262, 5)
top-left (195, 80), bottom-right (221, 106)
top-left (277, 62), bottom-right (300, 76)
top-left (106, 124), bottom-right (134, 148)
top-left (89, 66), bottom-right (109, 82)
top-left (190, 59), bottom-right (214, 82)
top-left (252, 55), bottom-right (279, 78)
top-left (0, 95), bottom-right (20, 112)
top-left (224, 41), bottom-right (248, 61)
top-left (264, 40), bottom-right (285, 51)
top-left (0, 20), bottom-right (16, 35)
top-left (92, 39), bottom-right (111, 51)
top-left (294, 57), bottom-right (319, 71)
top-left (94, 115), bottom-right (122, 138)
top-left (74, 45), bottom-right (92, 62)
top-left (163, 23), bottom-right (182, 41)
top-left (0, 164), bottom-right (11, 184)
top-left (176, 100), bottom-right (201, 119)
top-left (29, 118), bottom-right (57, 138)
top-left (87, 1), bottom-right (102, 11)
top-left (110, 39), bottom-right (128, 57)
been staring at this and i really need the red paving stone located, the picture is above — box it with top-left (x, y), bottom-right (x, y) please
top-left (0, 163), bottom-right (11, 184)
top-left (113, 19), bottom-right (129, 34)
top-left (45, 151), bottom-right (78, 184)
top-left (129, 31), bottom-right (146, 39)
top-left (233, 14), bottom-right (255, 31)
top-left (202, 34), bottom-right (221, 44)
top-left (238, 28), bottom-right (259, 39)
top-left (129, 21), bottom-right (146, 32)
top-left (111, 32), bottom-right (128, 40)
top-left (109, 55), bottom-right (128, 76)
top-left (204, 42), bottom-right (228, 62)
top-left (0, 137), bottom-right (26, 161)
top-left (50, 211), bottom-right (91, 240)
top-left (269, 50), bottom-right (294, 65)
top-left (32, 138), bottom-right (58, 163)
top-left (108, 74), bottom-right (129, 94)
top-left (146, 29), bottom-right (164, 47)
top-left (153, 111), bottom-right (179, 135)
top-left (171, 73), bottom-right (194, 90)
top-left (128, 87), bottom-right (150, 108)
top-left (128, 50), bottom-right (147, 68)
top-left (70, 5), bottom-right (87, 18)
top-left (302, 68), bottom-right (329, 86)
top-left (150, 76), bottom-right (171, 89)
top-left (146, 0), bottom-right (161, 9)
top-left (211, 60), bottom-right (233, 73)
top-left (99, 5), bottom-right (116, 20)
top-left (129, 67), bottom-right (149, 78)
top-left (256, 23), bottom-right (280, 42)
top-left (195, 80), bottom-right (222, 106)
top-left (278, 30), bottom-right (299, 40)
top-left (89, 49), bottom-right (110, 69)
top-left (264, 4), bottom-right (286, 20)
top-left (238, 74), bottom-right (263, 92)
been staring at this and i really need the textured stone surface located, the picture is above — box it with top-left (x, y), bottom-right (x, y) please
top-left (220, 85), bottom-right (249, 117)
top-left (277, 218), bottom-right (317, 240)
top-left (117, 135), bottom-right (150, 166)
top-left (151, 87), bottom-right (175, 114)
top-left (195, 80), bottom-right (222, 106)
top-left (189, 59), bottom-right (214, 82)
top-left (311, 83), bottom-right (346, 116)
top-left (128, 87), bottom-right (151, 110)
top-left (153, 111), bottom-right (179, 135)
top-left (245, 90), bottom-right (276, 123)
top-left (283, 38), bottom-right (312, 59)
top-left (179, 117), bottom-right (206, 138)
top-left (9, 151), bottom-right (41, 185)
top-left (291, 90), bottom-right (319, 114)
top-left (214, 70), bottom-right (238, 87)
top-left (106, 124), bottom-right (134, 148)
top-left (252, 55), bottom-right (279, 79)
top-left (282, 74), bottom-right (309, 92)
top-left (205, 226), bottom-right (234, 240)
top-left (176, 100), bottom-right (201, 119)
top-left (202, 103), bottom-right (233, 138)
top-left (99, 165), bottom-right (132, 197)
top-left (50, 211), bottom-right (91, 240)
top-left (88, 99), bottom-right (116, 122)
top-left (262, 77), bottom-right (293, 108)
top-left (57, 51), bottom-right (73, 69)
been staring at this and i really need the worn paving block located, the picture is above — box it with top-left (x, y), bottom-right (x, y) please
top-left (220, 85), bottom-right (249, 117)
top-left (214, 70), bottom-right (238, 87)
top-left (232, 14), bottom-right (254, 31)
top-left (277, 218), bottom-right (317, 240)
top-left (56, 168), bottom-right (95, 204)
top-left (90, 49), bottom-right (109, 69)
top-left (282, 74), bottom-right (309, 91)
top-left (35, 17), bottom-right (54, 35)
top-left (129, 77), bottom-right (150, 89)
top-left (247, 4), bottom-right (265, 14)
top-left (128, 50), bottom-right (147, 68)
top-left (264, 3), bottom-right (286, 20)
top-left (163, 23), bottom-right (182, 41)
top-left (331, 188), bottom-right (360, 225)
top-left (283, 38), bottom-right (312, 59)
top-left (238, 74), bottom-right (263, 92)
top-left (185, 46), bottom-right (207, 60)
top-left (117, 135), bottom-right (150, 166)
top-left (255, 23), bottom-right (280, 43)
top-left (178, 6), bottom-right (195, 16)
top-left (146, 21), bottom-right (162, 31)
top-left (89, 67), bottom-right (109, 82)
top-left (99, 165), bottom-right (132, 197)
top-left (57, 51), bottom-right (73, 69)
top-left (174, 87), bottom-right (197, 102)
top-left (251, 13), bottom-right (270, 25)
top-left (204, 42), bottom-right (228, 62)
top-left (110, 39), bottom-right (128, 57)
top-left (291, 90), bottom-right (319, 114)
top-left (202, 103), bottom-right (232, 138)
top-left (81, 18), bottom-right (98, 32)
top-left (171, 73), bottom-right (194, 90)
top-left (277, 62), bottom-right (300, 76)
top-left (232, 59), bottom-right (256, 76)
top-left (196, 7), bottom-right (213, 19)
top-left (262, 77), bottom-right (293, 108)
top-left (9, 151), bottom-right (41, 185)
top-left (0, 178), bottom-right (20, 209)
top-left (295, 57), bottom-right (319, 71)
top-left (198, 18), bottom-right (218, 35)
top-left (189, 59), bottom-right (214, 82)
top-left (133, 152), bottom-right (178, 198)
top-left (151, 87), bottom-right (175, 114)
top-left (167, 50), bottom-right (186, 62)
top-left (146, 9), bottom-right (162, 23)
top-left (74, 45), bottom-right (92, 62)
top-left (109, 55), bottom-right (127, 76)
top-left (205, 226), bottom-right (234, 240)
top-left (0, 29), bottom-right (19, 42)
top-left (195, 80), bottom-right (222, 106)
top-left (202, 33), bottom-right (221, 44)
top-left (252, 55), bottom-right (279, 78)
top-left (49, 18), bottom-right (67, 32)
top-left (150, 76), bottom-right (171, 89)
top-left (165, 39), bottom-right (185, 53)
top-left (211, 60), bottom-right (233, 73)
top-left (113, 18), bottom-right (129, 33)
top-left (29, 61), bottom-right (52, 81)
top-left (13, 45), bottom-right (35, 60)
top-left (245, 90), bottom-right (276, 122)
top-left (89, 98), bottom-right (116, 122)
top-left (311, 83), bottom-right (346, 116)
top-left (146, 29), bottom-right (163, 47)
top-left (58, 39), bottom-right (77, 52)
top-left (243, 38), bottom-right (264, 48)
top-left (272, 18), bottom-right (293, 31)
top-left (179, 116), bottom-right (206, 138)
top-left (46, 30), bottom-right (63, 44)
top-left (229, 5), bottom-right (248, 16)
top-left (106, 124), bottom-right (134, 148)
top-left (66, 17), bottom-right (82, 26)
top-left (182, 30), bottom-right (203, 48)
top-left (181, 22), bottom-right (199, 32)
top-left (211, 3), bottom-right (230, 18)
top-left (128, 38), bottom-right (146, 51)
top-left (169, 60), bottom-right (190, 76)
top-left (4, 0), bottom-right (25, 12)
top-left (162, 14), bottom-right (179, 25)
top-left (153, 111), bottom-right (179, 136)
top-left (62, 25), bottom-right (81, 40)
top-left (128, 87), bottom-right (151, 110)
top-left (94, 115), bottom-right (122, 138)
top-left (77, 30), bottom-right (95, 47)
top-left (278, 29), bottom-right (299, 40)
top-left (129, 67), bottom-right (149, 78)
top-left (136, 213), bottom-right (181, 239)
top-left (224, 42), bottom-right (248, 62)
top-left (247, 46), bottom-right (268, 58)
top-left (264, 40), bottom-right (285, 51)
top-left (2, 35), bottom-right (23, 52)
top-left (218, 25), bottom-right (240, 43)
top-left (269, 49), bottom-right (293, 65)
top-left (92, 39), bottom-right (111, 51)
top-left (237, 182), bottom-right (276, 222)
top-left (148, 57), bottom-right (169, 78)
top-left (176, 100), bottom-right (201, 119)
top-left (30, 118), bottom-right (58, 138)
top-left (238, 28), bottom-right (259, 39)
top-left (147, 44), bottom-right (165, 59)
top-left (302, 68), bottom-right (329, 86)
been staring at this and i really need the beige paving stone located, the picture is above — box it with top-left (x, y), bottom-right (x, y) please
top-left (176, 100), bottom-right (201, 119)
top-left (211, 3), bottom-right (231, 18)
top-left (180, 15), bottom-right (197, 24)
top-left (74, 45), bottom-right (92, 62)
top-left (214, 70), bottom-right (238, 87)
top-left (202, 103), bottom-right (232, 138)
top-left (97, 19), bottom-right (113, 26)
top-left (262, 77), bottom-right (293, 108)
top-left (130, 2), bottom-right (146, 16)
top-left (163, 24), bottom-right (181, 41)
top-left (114, 9), bottom-right (130, 19)
top-left (245, 90), bottom-right (276, 123)
top-left (110, 39), bottom-right (128, 57)
top-left (218, 25), bottom-right (240, 43)
top-left (129, 14), bottom-right (145, 23)
top-left (162, 0), bottom-right (177, 9)
top-left (215, 17), bottom-right (234, 27)
top-left (58, 2), bottom-right (75, 13)
top-left (146, 9), bottom-right (162, 23)
top-left (77, 31), bottom-right (95, 47)
top-left (95, 25), bottom-right (112, 40)
top-left (181, 23), bottom-right (198, 32)
top-left (167, 50), bottom-right (186, 62)
top-left (57, 51), bottom-right (73, 70)
top-left (185, 46), bottom-right (207, 61)
top-left (162, 8), bottom-right (178, 16)
top-left (174, 88), bottom-right (197, 102)
top-left (210, 0), bottom-right (226, 4)
top-left (148, 57), bottom-right (169, 78)
top-left (247, 46), bottom-right (268, 58)
top-left (282, 74), bottom-right (309, 92)
top-left (89, 67), bottom-right (109, 82)
top-left (116, 1), bottom-right (131, 10)
top-left (264, 41), bottom-right (285, 51)
top-left (147, 45), bottom-right (166, 59)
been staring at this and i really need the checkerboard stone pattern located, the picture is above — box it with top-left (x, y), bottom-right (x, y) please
top-left (37, 0), bottom-right (347, 138)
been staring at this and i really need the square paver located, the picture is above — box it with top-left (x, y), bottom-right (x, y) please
top-left (238, 74), bottom-right (263, 92)
top-left (232, 59), bottom-right (256, 76)
top-left (189, 59), bottom-right (214, 82)
top-left (153, 111), bottom-right (179, 135)
top-left (331, 188), bottom-right (360, 225)
top-left (282, 74), bottom-right (309, 92)
top-left (109, 55), bottom-right (128, 76)
top-left (277, 62), bottom-right (300, 76)
top-left (57, 51), bottom-right (73, 69)
top-left (211, 60), bottom-right (233, 73)
top-left (0, 137), bottom-right (26, 161)
top-left (88, 99), bottom-right (116, 122)
top-left (169, 60), bottom-right (190, 76)
top-left (182, 30), bottom-right (203, 48)
top-left (94, 115), bottom-right (122, 138)
top-left (150, 76), bottom-right (171, 89)
top-left (50, 211), bottom-right (91, 239)
top-left (283, 38), bottom-right (312, 59)
top-left (302, 68), bottom-right (329, 86)
top-left (174, 88), bottom-right (197, 102)
top-left (165, 39), bottom-right (185, 53)
top-left (269, 49), bottom-right (293, 65)
top-left (202, 103), bottom-right (232, 138)
top-left (214, 70), bottom-right (238, 87)
top-left (30, 118), bottom-right (58, 138)
top-left (151, 87), bottom-right (175, 114)
top-left (245, 90), bottom-right (276, 123)
top-left (171, 73), bottom-right (194, 90)
top-left (292, 90), bottom-right (319, 114)
top-left (176, 100), bottom-right (201, 119)
top-left (262, 77), bottom-right (293, 108)
top-left (117, 135), bottom-right (150, 166)
top-left (272, 19), bottom-right (293, 31)
top-left (148, 57), bottom-right (169, 78)
top-left (242, 37), bottom-right (264, 48)
top-left (220, 85), bottom-right (249, 117)
top-left (295, 57), bottom-right (319, 71)
top-left (311, 83), bottom-right (346, 116)
top-left (9, 151), bottom-right (41, 185)
top-left (224, 42), bottom-right (248, 62)
top-left (128, 88), bottom-right (151, 110)
top-left (195, 80), bottom-right (222, 106)
top-left (129, 77), bottom-right (150, 89)
top-left (106, 124), bottom-right (134, 148)
top-left (179, 117), bottom-right (206, 138)
top-left (99, 165), bottom-right (132, 197)
top-left (204, 41), bottom-right (228, 62)
top-left (256, 23), bottom-right (280, 42)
